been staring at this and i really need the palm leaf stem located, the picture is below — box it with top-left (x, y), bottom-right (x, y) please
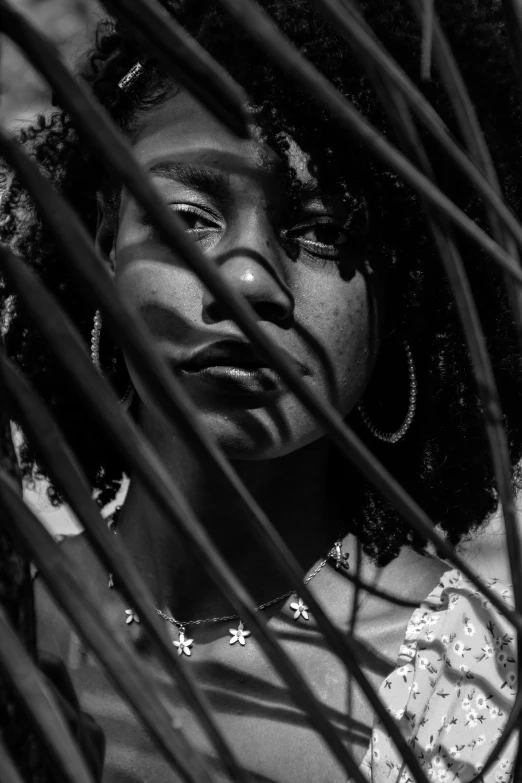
top-left (0, 481), bottom-right (217, 783)
top-left (0, 605), bottom-right (95, 783)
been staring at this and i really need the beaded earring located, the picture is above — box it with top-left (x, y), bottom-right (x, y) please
top-left (91, 310), bottom-right (135, 411)
top-left (357, 341), bottom-right (417, 444)
top-left (2, 295), bottom-right (15, 336)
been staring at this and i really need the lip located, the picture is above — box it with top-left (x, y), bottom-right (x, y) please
top-left (182, 365), bottom-right (282, 395)
top-left (176, 339), bottom-right (306, 396)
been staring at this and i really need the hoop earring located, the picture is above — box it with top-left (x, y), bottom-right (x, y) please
top-left (357, 341), bottom-right (417, 444)
top-left (91, 310), bottom-right (135, 411)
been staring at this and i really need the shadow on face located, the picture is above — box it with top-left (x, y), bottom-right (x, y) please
top-left (103, 88), bottom-right (383, 459)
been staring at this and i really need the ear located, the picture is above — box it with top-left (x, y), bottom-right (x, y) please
top-left (95, 192), bottom-right (117, 278)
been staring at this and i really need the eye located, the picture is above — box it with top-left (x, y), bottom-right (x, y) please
top-left (171, 203), bottom-right (221, 235)
top-left (286, 216), bottom-right (350, 259)
top-left (142, 203), bottom-right (222, 244)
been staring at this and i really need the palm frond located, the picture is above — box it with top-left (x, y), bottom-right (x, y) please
top-left (1, 0), bottom-right (521, 780)
top-left (0, 606), bottom-right (96, 783)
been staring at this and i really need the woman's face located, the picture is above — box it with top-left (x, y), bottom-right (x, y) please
top-left (110, 89), bottom-right (380, 459)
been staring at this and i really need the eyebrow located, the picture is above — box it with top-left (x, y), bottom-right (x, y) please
top-left (148, 161), bottom-right (231, 203)
top-left (148, 160), bottom-right (333, 204)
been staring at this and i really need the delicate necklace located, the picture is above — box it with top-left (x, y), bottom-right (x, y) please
top-left (107, 508), bottom-right (350, 656)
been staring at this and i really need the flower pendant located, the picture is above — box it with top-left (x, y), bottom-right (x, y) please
top-left (229, 621), bottom-right (251, 646)
top-left (125, 609), bottom-right (139, 625)
top-left (328, 540), bottom-right (350, 570)
top-left (290, 598), bottom-right (309, 621)
top-left (173, 629), bottom-right (194, 656)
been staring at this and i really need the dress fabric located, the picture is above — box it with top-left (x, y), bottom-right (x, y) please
top-left (360, 569), bottom-right (518, 783)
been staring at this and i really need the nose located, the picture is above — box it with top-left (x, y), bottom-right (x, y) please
top-left (202, 214), bottom-right (295, 327)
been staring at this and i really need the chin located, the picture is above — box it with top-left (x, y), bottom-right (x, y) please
top-left (201, 408), bottom-right (323, 461)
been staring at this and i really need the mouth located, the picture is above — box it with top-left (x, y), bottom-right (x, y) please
top-left (177, 339), bottom-right (303, 396)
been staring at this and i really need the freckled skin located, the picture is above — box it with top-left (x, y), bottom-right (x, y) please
top-left (112, 90), bottom-right (378, 458)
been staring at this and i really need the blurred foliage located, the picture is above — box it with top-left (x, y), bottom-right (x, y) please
top-left (1, 7), bottom-right (102, 779)
top-left (1, 0), bottom-right (102, 128)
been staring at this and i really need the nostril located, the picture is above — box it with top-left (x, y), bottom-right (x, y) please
top-left (203, 296), bottom-right (293, 327)
top-left (256, 300), bottom-right (293, 328)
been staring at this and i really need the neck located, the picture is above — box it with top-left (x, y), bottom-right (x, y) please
top-left (116, 410), bottom-right (348, 620)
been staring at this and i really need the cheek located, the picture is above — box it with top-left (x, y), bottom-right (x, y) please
top-left (113, 236), bottom-right (203, 334)
top-left (294, 270), bottom-right (373, 415)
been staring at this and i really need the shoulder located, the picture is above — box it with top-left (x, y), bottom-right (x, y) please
top-left (364, 569), bottom-right (517, 783)
top-left (35, 533), bottom-right (108, 659)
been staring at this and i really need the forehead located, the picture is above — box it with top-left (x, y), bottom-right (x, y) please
top-left (131, 88), bottom-right (315, 185)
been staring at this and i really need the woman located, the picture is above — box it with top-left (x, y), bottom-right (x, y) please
top-left (1, 1), bottom-right (520, 781)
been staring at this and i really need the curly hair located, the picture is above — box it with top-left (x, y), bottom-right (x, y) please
top-left (1, 0), bottom-right (522, 564)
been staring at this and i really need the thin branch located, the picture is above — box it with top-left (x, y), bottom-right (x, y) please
top-left (0, 245), bottom-right (366, 783)
top-left (310, 0), bottom-right (522, 260)
top-left (0, 736), bottom-right (25, 783)
top-left (0, 480), bottom-right (217, 783)
top-left (420, 0), bottom-right (434, 81)
top-left (0, 354), bottom-right (247, 783)
top-left (0, 5), bottom-right (520, 777)
top-left (0, 50), bottom-right (519, 779)
top-left (0, 606), bottom-right (97, 783)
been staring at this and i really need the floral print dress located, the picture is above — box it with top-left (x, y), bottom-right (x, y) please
top-left (360, 569), bottom-right (518, 783)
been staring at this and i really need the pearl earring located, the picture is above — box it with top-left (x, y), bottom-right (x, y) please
top-left (91, 310), bottom-right (135, 411)
top-left (357, 341), bottom-right (417, 444)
